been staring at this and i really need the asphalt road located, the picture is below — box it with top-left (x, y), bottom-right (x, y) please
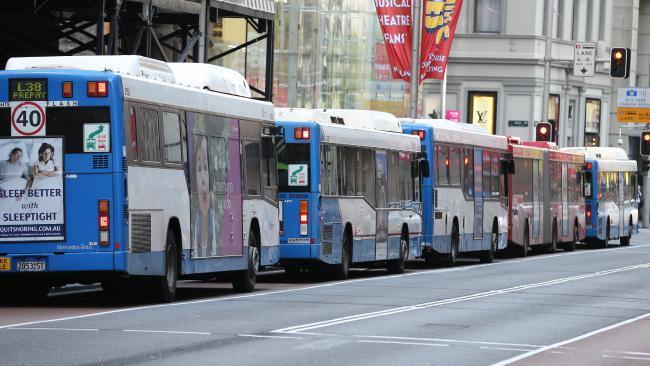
top-left (1, 232), bottom-right (650, 366)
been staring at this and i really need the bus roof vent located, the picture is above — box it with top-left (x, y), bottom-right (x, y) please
top-left (562, 147), bottom-right (630, 161)
top-left (5, 55), bottom-right (175, 83)
top-left (167, 63), bottom-right (252, 98)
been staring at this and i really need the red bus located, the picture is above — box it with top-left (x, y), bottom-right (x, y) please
top-left (508, 139), bottom-right (585, 255)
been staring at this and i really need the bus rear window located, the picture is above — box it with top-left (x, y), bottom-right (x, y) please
top-left (277, 141), bottom-right (310, 192)
top-left (0, 107), bottom-right (110, 153)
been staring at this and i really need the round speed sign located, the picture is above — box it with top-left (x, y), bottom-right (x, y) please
top-left (11, 101), bottom-right (46, 136)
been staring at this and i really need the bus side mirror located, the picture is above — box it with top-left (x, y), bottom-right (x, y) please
top-left (411, 160), bottom-right (419, 178)
top-left (420, 160), bottom-right (430, 178)
top-left (501, 159), bottom-right (515, 174)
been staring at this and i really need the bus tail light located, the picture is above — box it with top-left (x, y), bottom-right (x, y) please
top-left (299, 200), bottom-right (308, 235)
top-left (99, 199), bottom-right (110, 246)
top-left (62, 81), bottom-right (73, 98)
top-left (585, 162), bottom-right (593, 170)
top-left (411, 130), bottom-right (425, 140)
top-left (294, 127), bottom-right (310, 140)
top-left (586, 205), bottom-right (592, 220)
top-left (88, 81), bottom-right (108, 97)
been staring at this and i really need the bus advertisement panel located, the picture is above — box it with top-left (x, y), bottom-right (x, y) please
top-left (0, 137), bottom-right (64, 242)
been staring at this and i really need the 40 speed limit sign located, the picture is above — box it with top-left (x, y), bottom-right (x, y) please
top-left (10, 101), bottom-right (46, 136)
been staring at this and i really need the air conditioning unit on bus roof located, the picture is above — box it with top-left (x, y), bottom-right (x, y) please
top-left (167, 63), bottom-right (252, 98)
top-left (275, 108), bottom-right (402, 133)
top-left (5, 55), bottom-right (176, 84)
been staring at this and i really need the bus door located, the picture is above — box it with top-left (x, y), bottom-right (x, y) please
top-left (561, 163), bottom-right (569, 237)
top-left (375, 150), bottom-right (388, 260)
top-left (619, 171), bottom-right (625, 235)
top-left (532, 160), bottom-right (541, 240)
top-left (473, 149), bottom-right (484, 240)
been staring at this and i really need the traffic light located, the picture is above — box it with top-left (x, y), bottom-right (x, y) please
top-left (641, 131), bottom-right (650, 157)
top-left (610, 47), bottom-right (631, 79)
top-left (535, 122), bottom-right (552, 142)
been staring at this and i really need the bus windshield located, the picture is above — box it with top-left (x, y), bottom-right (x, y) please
top-left (277, 140), bottom-right (310, 192)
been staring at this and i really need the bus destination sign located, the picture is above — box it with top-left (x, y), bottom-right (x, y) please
top-left (9, 79), bottom-right (47, 101)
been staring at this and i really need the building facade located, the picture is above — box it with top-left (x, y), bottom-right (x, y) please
top-left (423, 0), bottom-right (650, 155)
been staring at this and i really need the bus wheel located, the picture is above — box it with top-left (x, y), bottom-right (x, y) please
top-left (232, 230), bottom-right (259, 292)
top-left (0, 282), bottom-right (50, 304)
top-left (564, 225), bottom-right (577, 252)
top-left (387, 229), bottom-right (408, 274)
top-left (547, 221), bottom-right (558, 253)
top-left (595, 220), bottom-right (610, 249)
top-left (521, 225), bottom-right (529, 257)
top-left (446, 224), bottom-right (459, 266)
top-left (480, 229), bottom-right (497, 264)
top-left (151, 229), bottom-right (178, 302)
top-left (620, 221), bottom-right (632, 247)
top-left (331, 233), bottom-right (351, 280)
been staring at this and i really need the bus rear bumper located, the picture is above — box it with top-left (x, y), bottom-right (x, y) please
top-left (0, 251), bottom-right (123, 273)
top-left (279, 243), bottom-right (320, 260)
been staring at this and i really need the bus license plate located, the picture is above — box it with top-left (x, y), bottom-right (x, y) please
top-left (16, 261), bottom-right (46, 272)
top-left (0, 257), bottom-right (9, 271)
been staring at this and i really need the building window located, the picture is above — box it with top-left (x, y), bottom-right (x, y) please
top-left (585, 98), bottom-right (600, 147)
top-left (474, 0), bottom-right (501, 33)
top-left (548, 94), bottom-right (560, 144)
top-left (468, 91), bottom-right (497, 134)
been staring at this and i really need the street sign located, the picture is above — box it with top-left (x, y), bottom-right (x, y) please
top-left (574, 42), bottom-right (595, 77)
top-left (617, 88), bottom-right (650, 123)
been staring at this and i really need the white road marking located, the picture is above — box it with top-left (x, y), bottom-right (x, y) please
top-left (8, 327), bottom-right (98, 332)
top-left (358, 340), bottom-right (449, 347)
top-left (122, 329), bottom-right (211, 335)
top-left (480, 346), bottom-right (533, 352)
top-left (354, 335), bottom-right (542, 348)
top-left (606, 350), bottom-right (650, 357)
top-left (491, 312), bottom-right (650, 365)
top-left (273, 263), bottom-right (650, 334)
top-left (1, 243), bottom-right (648, 331)
top-left (603, 355), bottom-right (650, 361)
top-left (238, 334), bottom-right (303, 340)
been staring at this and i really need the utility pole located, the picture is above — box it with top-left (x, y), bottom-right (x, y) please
top-left (408, 0), bottom-right (422, 118)
top-left (541, 0), bottom-right (554, 124)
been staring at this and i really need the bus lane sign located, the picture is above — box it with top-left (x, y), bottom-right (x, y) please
top-left (10, 101), bottom-right (46, 136)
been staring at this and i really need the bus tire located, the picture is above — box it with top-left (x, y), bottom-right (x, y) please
top-left (151, 229), bottom-right (178, 302)
top-left (480, 226), bottom-right (497, 264)
top-left (445, 223), bottom-right (459, 266)
top-left (232, 230), bottom-right (259, 293)
top-left (521, 224), bottom-right (529, 257)
top-left (620, 219), bottom-right (632, 247)
top-left (0, 281), bottom-right (50, 304)
top-left (387, 228), bottom-right (408, 274)
top-left (595, 219), bottom-right (610, 249)
top-left (564, 224), bottom-right (577, 252)
top-left (547, 220), bottom-right (558, 253)
top-left (331, 232), bottom-right (351, 280)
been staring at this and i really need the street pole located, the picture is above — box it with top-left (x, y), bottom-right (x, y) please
top-left (198, 0), bottom-right (207, 63)
top-left (644, 123), bottom-right (650, 228)
top-left (409, 0), bottom-right (422, 118)
top-left (541, 0), bottom-right (553, 124)
top-left (441, 68), bottom-right (447, 118)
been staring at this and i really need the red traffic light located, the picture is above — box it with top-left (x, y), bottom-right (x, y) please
top-left (535, 122), bottom-right (553, 142)
top-left (641, 131), bottom-right (650, 156)
top-left (610, 47), bottom-right (630, 79)
top-left (614, 51), bottom-right (623, 60)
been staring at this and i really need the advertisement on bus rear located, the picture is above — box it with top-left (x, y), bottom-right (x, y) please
top-left (0, 137), bottom-right (64, 242)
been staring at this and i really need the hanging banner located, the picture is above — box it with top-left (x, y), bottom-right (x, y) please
top-left (420, 0), bottom-right (463, 81)
top-left (374, 0), bottom-right (413, 81)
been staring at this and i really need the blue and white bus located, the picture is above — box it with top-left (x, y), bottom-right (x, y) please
top-left (564, 147), bottom-right (638, 247)
top-left (0, 56), bottom-right (279, 302)
top-left (400, 119), bottom-right (511, 265)
top-left (274, 109), bottom-right (423, 279)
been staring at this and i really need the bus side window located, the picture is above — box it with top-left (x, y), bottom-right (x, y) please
top-left (244, 140), bottom-right (261, 196)
top-left (387, 151), bottom-right (399, 204)
top-left (260, 135), bottom-right (277, 200)
top-left (436, 145), bottom-right (448, 186)
top-left (137, 106), bottom-right (162, 163)
top-left (358, 149), bottom-right (375, 205)
top-left (398, 152), bottom-right (412, 201)
top-left (127, 106), bottom-right (138, 162)
top-left (162, 111), bottom-right (182, 163)
top-left (482, 150), bottom-right (491, 198)
top-left (491, 152), bottom-right (499, 197)
top-left (342, 147), bottom-right (357, 196)
top-left (463, 148), bottom-right (474, 197)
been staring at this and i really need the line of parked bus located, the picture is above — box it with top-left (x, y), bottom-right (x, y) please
top-left (0, 56), bottom-right (638, 302)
